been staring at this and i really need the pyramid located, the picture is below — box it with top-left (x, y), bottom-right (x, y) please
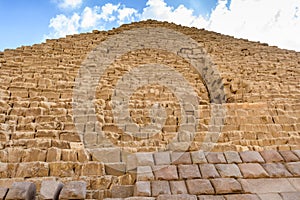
top-left (0, 20), bottom-right (299, 199)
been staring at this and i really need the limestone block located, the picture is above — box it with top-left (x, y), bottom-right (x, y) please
top-left (152, 165), bottom-right (178, 180)
top-left (186, 179), bottom-right (214, 195)
top-left (61, 149), bottom-right (78, 162)
top-left (59, 181), bottom-right (86, 200)
top-left (151, 181), bottom-right (171, 197)
top-left (211, 178), bottom-right (242, 194)
top-left (81, 162), bottom-right (105, 176)
top-left (16, 162), bottom-right (49, 178)
top-left (111, 185), bottom-right (134, 198)
top-left (105, 163), bottom-right (126, 176)
top-left (90, 148), bottom-right (121, 163)
top-left (137, 166), bottom-right (154, 181)
top-left (40, 180), bottom-right (63, 200)
top-left (5, 182), bottom-right (36, 200)
top-left (49, 162), bottom-right (79, 177)
top-left (22, 148), bottom-right (47, 162)
top-left (199, 164), bottom-right (220, 178)
top-left (178, 164), bottom-right (201, 179)
top-left (0, 187), bottom-right (8, 200)
top-left (134, 181), bottom-right (151, 197)
top-left (190, 150), bottom-right (207, 164)
top-left (169, 181), bottom-right (187, 194)
top-left (46, 147), bottom-right (62, 162)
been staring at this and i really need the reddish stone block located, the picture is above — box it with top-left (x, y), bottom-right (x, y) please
top-left (239, 163), bottom-right (269, 178)
top-left (205, 152), bottom-right (226, 164)
top-left (171, 152), bottom-right (192, 165)
top-left (260, 150), bottom-right (284, 163)
top-left (279, 151), bottom-right (299, 162)
top-left (151, 181), bottom-right (171, 197)
top-left (186, 179), bottom-right (214, 195)
top-left (157, 194), bottom-right (197, 200)
top-left (169, 181), bottom-right (187, 194)
top-left (262, 163), bottom-right (292, 177)
top-left (210, 178), bottom-right (242, 194)
top-left (199, 164), bottom-right (220, 179)
top-left (239, 151), bottom-right (265, 163)
top-left (154, 152), bottom-right (171, 165)
top-left (190, 150), bottom-right (207, 164)
top-left (178, 164), bottom-right (201, 179)
top-left (285, 162), bottom-right (300, 176)
top-left (215, 164), bottom-right (242, 178)
top-left (280, 192), bottom-right (300, 200)
top-left (152, 165), bottom-right (178, 180)
top-left (224, 151), bottom-right (242, 164)
top-left (224, 194), bottom-right (260, 200)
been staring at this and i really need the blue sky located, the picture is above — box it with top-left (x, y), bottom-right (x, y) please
top-left (0, 0), bottom-right (299, 52)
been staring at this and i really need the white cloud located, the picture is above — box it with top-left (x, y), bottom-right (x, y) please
top-left (45, 0), bottom-right (300, 51)
top-left (54, 0), bottom-right (83, 10)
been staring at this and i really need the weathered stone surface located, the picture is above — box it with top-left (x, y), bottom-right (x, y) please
top-left (260, 150), bottom-right (284, 163)
top-left (178, 164), bottom-right (201, 179)
top-left (293, 150), bottom-right (300, 159)
top-left (40, 180), bottom-right (63, 200)
top-left (238, 163), bottom-right (269, 178)
top-left (205, 152), bottom-right (226, 164)
top-left (279, 151), bottom-right (299, 162)
top-left (240, 178), bottom-right (297, 193)
top-left (186, 179), bottom-right (214, 195)
top-left (152, 165), bottom-right (178, 180)
top-left (169, 181), bottom-right (187, 194)
top-left (111, 185), bottom-right (134, 198)
top-left (136, 153), bottom-right (155, 167)
top-left (280, 192), bottom-right (300, 200)
top-left (157, 194), bottom-right (197, 200)
top-left (215, 164), bottom-right (242, 178)
top-left (59, 181), bottom-right (86, 199)
top-left (134, 181), bottom-right (151, 197)
top-left (5, 182), bottom-right (36, 200)
top-left (49, 162), bottom-right (78, 177)
top-left (151, 181), bottom-right (171, 196)
top-left (198, 195), bottom-right (225, 200)
top-left (190, 150), bottom-right (207, 164)
top-left (90, 148), bottom-right (121, 163)
top-left (16, 162), bottom-right (49, 178)
top-left (171, 152), bottom-right (192, 165)
top-left (105, 163), bottom-right (126, 176)
top-left (288, 178), bottom-right (300, 191)
top-left (257, 193), bottom-right (282, 200)
top-left (81, 162), bottom-right (105, 176)
top-left (137, 166), bottom-right (154, 181)
top-left (262, 163), bottom-right (292, 177)
top-left (199, 164), bottom-right (220, 178)
top-left (0, 187), bottom-right (8, 200)
top-left (211, 178), bottom-right (242, 194)
top-left (224, 151), bottom-right (242, 164)
top-left (285, 162), bottom-right (300, 176)
top-left (224, 194), bottom-right (260, 200)
top-left (239, 151), bottom-right (265, 163)
top-left (154, 152), bottom-right (171, 165)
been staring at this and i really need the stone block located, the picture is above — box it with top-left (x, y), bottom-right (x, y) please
top-left (152, 165), bottom-right (178, 180)
top-left (77, 149), bottom-right (91, 162)
top-left (190, 150), bottom-right (207, 164)
top-left (224, 151), bottom-right (242, 164)
top-left (61, 149), bottom-right (78, 162)
top-left (111, 185), bottom-right (134, 198)
top-left (279, 151), bottom-right (299, 162)
top-left (240, 178), bottom-right (297, 193)
top-left (262, 163), bottom-right (292, 177)
top-left (81, 162), bottom-right (105, 176)
top-left (293, 150), bottom-right (300, 159)
top-left (137, 166), bottom-right (154, 181)
top-left (16, 162), bottom-right (49, 178)
top-left (239, 151), bottom-right (265, 163)
top-left (285, 162), bottom-right (300, 176)
top-left (224, 194), bottom-right (260, 200)
top-left (215, 164), bottom-right (242, 178)
top-left (105, 163), bottom-right (126, 176)
top-left (205, 152), bottom-right (226, 164)
top-left (171, 152), bottom-right (192, 164)
top-left (260, 150), bottom-right (284, 163)
top-left (198, 195), bottom-right (225, 200)
top-left (46, 147), bottom-right (61, 162)
top-left (288, 178), bottom-right (300, 191)
top-left (178, 164), bottom-right (201, 179)
top-left (59, 181), bottom-right (86, 200)
top-left (257, 193), bottom-right (282, 200)
top-left (238, 163), bottom-right (269, 178)
top-left (199, 164), bottom-right (220, 178)
top-left (157, 194), bottom-right (197, 200)
top-left (22, 148), bottom-right (47, 162)
top-left (169, 181), bottom-right (187, 194)
top-left (5, 182), bottom-right (36, 200)
top-left (90, 148), bottom-right (121, 163)
top-left (134, 181), bottom-right (151, 197)
top-left (136, 153), bottom-right (155, 167)
top-left (154, 151), bottom-right (171, 165)
top-left (280, 192), bottom-right (300, 200)
top-left (186, 179), bottom-right (214, 195)
top-left (210, 178), bottom-right (242, 194)
top-left (49, 162), bottom-right (78, 177)
top-left (151, 181), bottom-right (171, 197)
top-left (40, 180), bottom-right (63, 200)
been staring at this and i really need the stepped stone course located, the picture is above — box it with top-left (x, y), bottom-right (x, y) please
top-left (0, 20), bottom-right (299, 199)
